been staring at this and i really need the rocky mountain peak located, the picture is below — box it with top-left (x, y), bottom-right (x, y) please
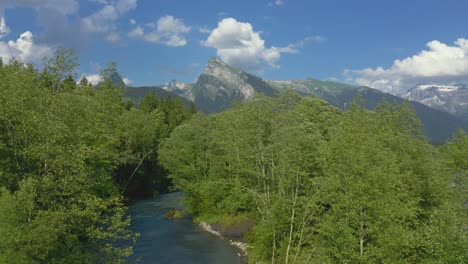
top-left (403, 84), bottom-right (468, 120)
top-left (197, 57), bottom-right (255, 99)
top-left (191, 57), bottom-right (277, 113)
top-left (161, 80), bottom-right (193, 100)
top-left (204, 57), bottom-right (242, 76)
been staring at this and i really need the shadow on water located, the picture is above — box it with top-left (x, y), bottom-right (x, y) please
top-left (127, 192), bottom-right (243, 264)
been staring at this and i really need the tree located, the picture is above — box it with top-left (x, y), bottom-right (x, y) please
top-left (0, 56), bottom-right (137, 263)
top-left (79, 76), bottom-right (90, 87)
top-left (62, 75), bottom-right (77, 91)
top-left (159, 94), bottom-right (467, 263)
top-left (99, 62), bottom-right (125, 91)
top-left (140, 93), bottom-right (160, 114)
top-left (43, 48), bottom-right (79, 92)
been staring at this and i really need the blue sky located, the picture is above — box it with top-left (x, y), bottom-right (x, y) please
top-left (0, 0), bottom-right (467, 93)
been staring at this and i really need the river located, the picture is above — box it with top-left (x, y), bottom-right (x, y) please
top-left (127, 192), bottom-right (244, 263)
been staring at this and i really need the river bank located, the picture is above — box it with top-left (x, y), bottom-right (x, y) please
top-left (199, 221), bottom-right (249, 257)
top-left (127, 192), bottom-right (243, 263)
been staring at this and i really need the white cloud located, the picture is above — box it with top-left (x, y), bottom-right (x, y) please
top-left (82, 5), bottom-right (119, 33)
top-left (82, 0), bottom-right (137, 35)
top-left (0, 41), bottom-right (18, 62)
top-left (0, 17), bottom-right (10, 39)
top-left (347, 38), bottom-right (468, 94)
top-left (123, 77), bottom-right (132, 85)
top-left (82, 73), bottom-right (102, 85)
top-left (128, 25), bottom-right (144, 38)
top-left (130, 18), bottom-right (136, 25)
top-left (157, 15), bottom-right (190, 33)
top-left (116, 0), bottom-right (137, 13)
top-left (128, 15), bottom-right (191, 47)
top-left (203, 18), bottom-right (317, 70)
top-left (0, 1), bottom-right (87, 50)
top-left (1, 0), bottom-right (134, 49)
top-left (275, 0), bottom-right (285, 5)
top-left (0, 31), bottom-right (52, 63)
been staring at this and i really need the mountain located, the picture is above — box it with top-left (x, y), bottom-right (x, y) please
top-left (403, 84), bottom-right (468, 121)
top-left (160, 80), bottom-right (194, 101)
top-left (124, 57), bottom-right (467, 143)
top-left (190, 57), bottom-right (278, 113)
top-left (268, 79), bottom-right (468, 143)
top-left (124, 86), bottom-right (192, 107)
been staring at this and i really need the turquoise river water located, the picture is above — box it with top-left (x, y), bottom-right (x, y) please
top-left (127, 192), bottom-right (243, 263)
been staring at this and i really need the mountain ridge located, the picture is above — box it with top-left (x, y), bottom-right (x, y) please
top-left (403, 84), bottom-right (468, 121)
top-left (125, 57), bottom-right (468, 143)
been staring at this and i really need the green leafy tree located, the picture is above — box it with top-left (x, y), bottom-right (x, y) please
top-left (159, 93), bottom-right (467, 263)
top-left (0, 51), bottom-right (138, 263)
top-left (43, 48), bottom-right (79, 92)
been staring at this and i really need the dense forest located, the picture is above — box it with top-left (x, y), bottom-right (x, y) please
top-left (0, 49), bottom-right (194, 263)
top-left (0, 49), bottom-right (466, 263)
top-left (159, 93), bottom-right (468, 263)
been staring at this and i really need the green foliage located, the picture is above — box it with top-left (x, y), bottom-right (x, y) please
top-left (113, 92), bottom-right (196, 199)
top-left (42, 48), bottom-right (79, 92)
top-left (0, 54), bottom-right (166, 262)
top-left (164, 208), bottom-right (183, 219)
top-left (159, 92), bottom-right (467, 263)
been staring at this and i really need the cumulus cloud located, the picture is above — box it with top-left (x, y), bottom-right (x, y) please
top-left (128, 26), bottom-right (144, 38)
top-left (0, 0), bottom-right (89, 50)
top-left (122, 77), bottom-right (132, 85)
top-left (0, 17), bottom-right (10, 39)
top-left (347, 38), bottom-right (468, 94)
top-left (128, 15), bottom-right (191, 47)
top-left (82, 5), bottom-right (119, 33)
top-left (1, 0), bottom-right (136, 49)
top-left (0, 31), bottom-right (52, 63)
top-left (82, 0), bottom-right (137, 35)
top-left (81, 73), bottom-right (103, 85)
top-left (79, 73), bottom-right (131, 86)
top-left (203, 18), bottom-right (319, 70)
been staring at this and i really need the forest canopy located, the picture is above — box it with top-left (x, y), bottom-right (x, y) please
top-left (159, 93), bottom-right (468, 263)
top-left (0, 49), bottom-right (466, 263)
top-left (0, 50), bottom-right (194, 263)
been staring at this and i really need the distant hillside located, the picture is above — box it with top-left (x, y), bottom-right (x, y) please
top-left (124, 86), bottom-right (192, 107)
top-left (129, 57), bottom-right (467, 143)
top-left (269, 79), bottom-right (468, 143)
top-left (403, 84), bottom-right (468, 122)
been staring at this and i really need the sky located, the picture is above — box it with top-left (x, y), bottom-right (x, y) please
top-left (0, 0), bottom-right (467, 94)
